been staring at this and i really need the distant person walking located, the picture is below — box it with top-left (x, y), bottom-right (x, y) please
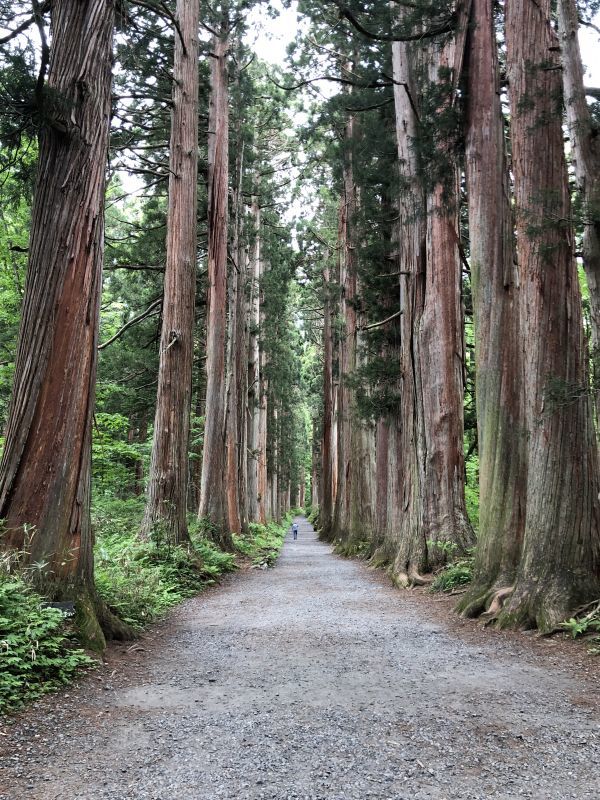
top-left (292, 522), bottom-right (299, 540)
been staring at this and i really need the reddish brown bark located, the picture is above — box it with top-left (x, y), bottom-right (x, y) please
top-left (417, 16), bottom-right (473, 568)
top-left (331, 190), bottom-right (351, 542)
top-left (0, 0), bottom-right (129, 648)
top-left (225, 130), bottom-right (245, 535)
top-left (558, 0), bottom-right (600, 414)
top-left (257, 341), bottom-right (268, 525)
top-left (501, 0), bottom-right (600, 628)
top-left (141, 0), bottom-right (199, 546)
top-left (386, 36), bottom-right (428, 584)
top-left (247, 198), bottom-right (262, 522)
top-left (386, 6), bottom-right (473, 586)
top-left (198, 30), bottom-right (232, 547)
top-left (329, 105), bottom-right (375, 551)
top-left (311, 435), bottom-right (320, 509)
top-left (320, 259), bottom-right (334, 536)
top-left (458, 0), bottom-right (526, 617)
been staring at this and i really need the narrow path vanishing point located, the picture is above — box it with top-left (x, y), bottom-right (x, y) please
top-left (1, 517), bottom-right (599, 800)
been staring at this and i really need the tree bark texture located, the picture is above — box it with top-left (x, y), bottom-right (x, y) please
top-left (257, 330), bottom-right (268, 525)
top-left (458, 0), bottom-right (526, 617)
top-left (0, 0), bottom-right (120, 649)
top-left (386, 36), bottom-right (428, 585)
top-left (311, 434), bottom-right (320, 509)
top-left (331, 180), bottom-right (353, 542)
top-left (236, 230), bottom-right (249, 532)
top-left (417, 14), bottom-right (474, 567)
top-left (247, 200), bottom-right (261, 522)
top-left (141, 0), bottom-right (199, 546)
top-left (198, 31), bottom-right (232, 548)
top-left (320, 260), bottom-right (334, 537)
top-left (225, 135), bottom-right (245, 535)
top-left (502, 0), bottom-right (600, 629)
top-left (557, 0), bottom-right (600, 417)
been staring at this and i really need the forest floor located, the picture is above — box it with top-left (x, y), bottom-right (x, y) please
top-left (1, 517), bottom-right (599, 800)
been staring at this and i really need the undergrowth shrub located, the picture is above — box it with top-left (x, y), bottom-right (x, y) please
top-left (0, 570), bottom-right (94, 713)
top-left (559, 601), bottom-right (600, 654)
top-left (429, 542), bottom-right (475, 593)
top-left (93, 497), bottom-right (236, 630)
top-left (232, 514), bottom-right (292, 567)
top-left (335, 539), bottom-right (371, 559)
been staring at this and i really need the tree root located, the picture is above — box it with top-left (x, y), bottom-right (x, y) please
top-left (394, 567), bottom-right (432, 588)
top-left (480, 586), bottom-right (514, 622)
top-left (455, 587), bottom-right (493, 618)
top-left (368, 547), bottom-right (390, 570)
top-left (96, 597), bottom-right (137, 643)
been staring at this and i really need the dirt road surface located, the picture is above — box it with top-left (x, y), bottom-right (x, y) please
top-left (1, 517), bottom-right (598, 799)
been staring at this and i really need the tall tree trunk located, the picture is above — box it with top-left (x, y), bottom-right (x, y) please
top-left (236, 234), bottom-right (249, 533)
top-left (417, 14), bottom-right (474, 568)
top-left (247, 199), bottom-right (261, 522)
top-left (198, 28), bottom-right (232, 548)
top-left (311, 434), bottom-right (320, 509)
top-left (458, 0), bottom-right (526, 617)
top-left (257, 336), bottom-right (268, 525)
top-left (373, 417), bottom-right (389, 557)
top-left (320, 260), bottom-right (334, 536)
top-left (0, 0), bottom-right (128, 649)
top-left (225, 134), bottom-right (244, 535)
top-left (501, 0), bottom-right (600, 629)
top-left (331, 142), bottom-right (356, 542)
top-left (557, 0), bottom-right (600, 417)
top-left (141, 0), bottom-right (199, 546)
top-left (270, 404), bottom-right (279, 521)
top-left (387, 36), bottom-right (428, 585)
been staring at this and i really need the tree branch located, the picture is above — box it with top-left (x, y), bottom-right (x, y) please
top-left (268, 73), bottom-right (391, 92)
top-left (360, 310), bottom-right (402, 331)
top-left (0, 4), bottom-right (49, 44)
top-left (31, 0), bottom-right (50, 105)
top-left (129, 0), bottom-right (187, 56)
top-left (331, 1), bottom-right (455, 43)
top-left (98, 298), bottom-right (162, 350)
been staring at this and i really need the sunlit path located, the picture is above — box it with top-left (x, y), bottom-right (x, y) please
top-left (1, 517), bottom-right (598, 800)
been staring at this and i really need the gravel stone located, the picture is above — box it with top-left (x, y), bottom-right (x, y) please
top-left (0, 517), bottom-right (599, 799)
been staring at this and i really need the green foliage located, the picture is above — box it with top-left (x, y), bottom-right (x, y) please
top-left (0, 569), bottom-right (94, 714)
top-left (465, 452), bottom-right (480, 531)
top-left (429, 542), bottom-right (475, 593)
top-left (335, 539), bottom-right (372, 559)
top-left (92, 412), bottom-right (147, 496)
top-left (232, 513), bottom-right (292, 567)
top-left (559, 601), bottom-right (600, 654)
top-left (93, 498), bottom-right (236, 630)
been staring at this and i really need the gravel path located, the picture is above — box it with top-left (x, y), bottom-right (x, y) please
top-left (1, 516), bottom-right (599, 800)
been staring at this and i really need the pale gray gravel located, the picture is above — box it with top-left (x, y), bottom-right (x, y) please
top-left (1, 516), bottom-right (599, 799)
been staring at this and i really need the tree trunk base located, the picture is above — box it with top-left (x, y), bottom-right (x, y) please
top-left (72, 586), bottom-right (136, 652)
top-left (96, 597), bottom-right (138, 643)
top-left (368, 548), bottom-right (390, 570)
top-left (455, 584), bottom-right (498, 619)
top-left (392, 566), bottom-right (432, 588)
top-left (458, 575), bottom-right (600, 633)
top-left (496, 580), bottom-right (591, 633)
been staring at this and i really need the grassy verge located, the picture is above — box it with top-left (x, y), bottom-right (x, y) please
top-left (0, 568), bottom-right (94, 714)
top-left (94, 498), bottom-right (237, 630)
top-left (232, 511), bottom-right (297, 567)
